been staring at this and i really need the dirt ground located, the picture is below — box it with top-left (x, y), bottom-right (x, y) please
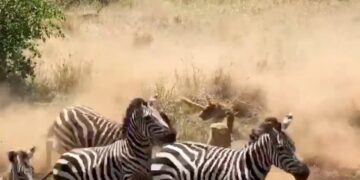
top-left (1, 0), bottom-right (360, 179)
top-left (4, 166), bottom-right (358, 180)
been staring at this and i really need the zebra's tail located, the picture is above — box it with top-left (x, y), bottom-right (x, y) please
top-left (46, 123), bottom-right (55, 138)
top-left (40, 171), bottom-right (53, 180)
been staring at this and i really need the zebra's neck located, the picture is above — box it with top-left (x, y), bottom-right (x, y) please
top-left (10, 164), bottom-right (29, 180)
top-left (237, 135), bottom-right (273, 177)
top-left (122, 127), bottom-right (152, 169)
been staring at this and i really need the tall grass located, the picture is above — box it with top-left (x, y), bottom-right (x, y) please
top-left (145, 66), bottom-right (265, 143)
top-left (31, 59), bottom-right (92, 102)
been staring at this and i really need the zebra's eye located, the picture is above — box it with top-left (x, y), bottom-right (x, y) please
top-left (277, 145), bottom-right (285, 151)
top-left (144, 115), bottom-right (152, 121)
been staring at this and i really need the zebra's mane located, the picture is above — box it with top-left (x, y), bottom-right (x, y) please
top-left (120, 97), bottom-right (148, 138)
top-left (248, 117), bottom-right (282, 143)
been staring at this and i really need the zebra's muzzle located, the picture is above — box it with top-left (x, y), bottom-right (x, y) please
top-left (292, 163), bottom-right (310, 180)
top-left (154, 131), bottom-right (177, 145)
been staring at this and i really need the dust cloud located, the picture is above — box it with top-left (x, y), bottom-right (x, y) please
top-left (0, 0), bottom-right (360, 177)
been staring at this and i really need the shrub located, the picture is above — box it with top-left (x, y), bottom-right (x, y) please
top-left (0, 0), bottom-right (64, 96)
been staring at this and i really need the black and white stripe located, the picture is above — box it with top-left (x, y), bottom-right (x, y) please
top-left (7, 147), bottom-right (36, 180)
top-left (49, 97), bottom-right (177, 180)
top-left (151, 114), bottom-right (310, 180)
top-left (46, 105), bottom-right (123, 167)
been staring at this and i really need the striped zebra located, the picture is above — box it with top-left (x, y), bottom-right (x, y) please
top-left (151, 114), bottom-right (310, 180)
top-left (45, 96), bottom-right (158, 168)
top-left (7, 146), bottom-right (36, 180)
top-left (45, 105), bottom-right (122, 167)
top-left (43, 97), bottom-right (177, 180)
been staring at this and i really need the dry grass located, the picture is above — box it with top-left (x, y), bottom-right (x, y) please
top-left (144, 66), bottom-right (264, 143)
top-left (1, 0), bottom-right (360, 179)
top-left (31, 58), bottom-right (92, 102)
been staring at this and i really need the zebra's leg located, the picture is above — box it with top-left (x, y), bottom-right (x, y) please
top-left (52, 159), bottom-right (80, 180)
top-left (45, 138), bottom-right (53, 169)
top-left (46, 137), bottom-right (62, 169)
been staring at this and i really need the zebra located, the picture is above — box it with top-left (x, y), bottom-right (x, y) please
top-left (7, 146), bottom-right (36, 180)
top-left (45, 96), bottom-right (159, 168)
top-left (45, 105), bottom-right (122, 168)
top-left (151, 114), bottom-right (310, 180)
top-left (43, 97), bottom-right (177, 180)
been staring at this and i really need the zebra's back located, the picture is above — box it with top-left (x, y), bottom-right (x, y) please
top-left (48, 105), bottom-right (123, 152)
top-left (151, 142), bottom-right (240, 180)
top-left (53, 143), bottom-right (124, 180)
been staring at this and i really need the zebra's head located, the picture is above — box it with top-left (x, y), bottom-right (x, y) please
top-left (7, 146), bottom-right (36, 180)
top-left (262, 114), bottom-right (310, 180)
top-left (122, 97), bottom-right (177, 145)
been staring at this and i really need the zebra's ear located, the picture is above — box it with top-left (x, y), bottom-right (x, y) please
top-left (29, 146), bottom-right (36, 156)
top-left (8, 151), bottom-right (17, 163)
top-left (281, 113), bottom-right (293, 131)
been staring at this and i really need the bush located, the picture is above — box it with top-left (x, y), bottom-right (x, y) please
top-left (0, 0), bottom-right (64, 96)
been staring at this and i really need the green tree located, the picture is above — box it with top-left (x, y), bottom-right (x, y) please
top-left (0, 0), bottom-right (64, 96)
